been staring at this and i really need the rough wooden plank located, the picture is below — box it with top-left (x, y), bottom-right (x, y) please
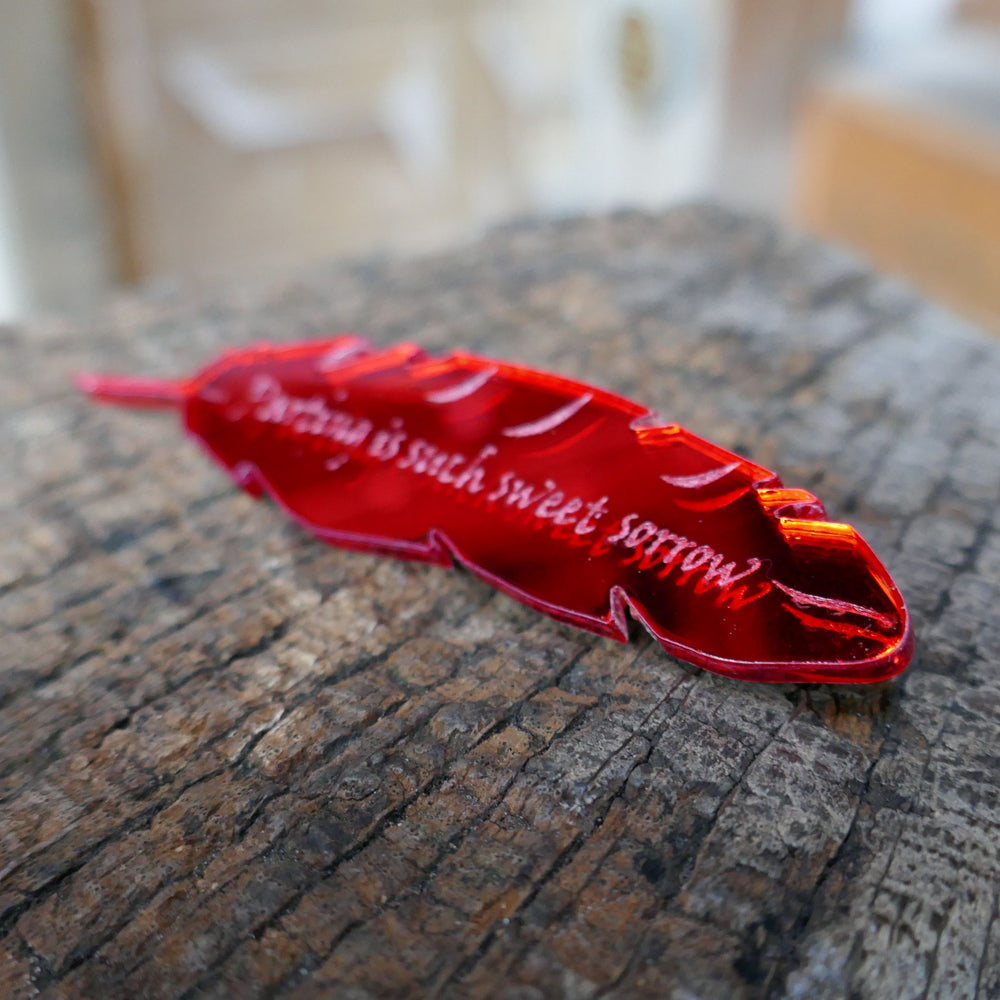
top-left (1, 206), bottom-right (999, 998)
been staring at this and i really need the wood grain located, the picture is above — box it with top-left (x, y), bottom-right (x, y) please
top-left (2, 207), bottom-right (999, 998)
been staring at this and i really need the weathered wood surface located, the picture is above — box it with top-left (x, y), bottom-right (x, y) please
top-left (2, 207), bottom-right (999, 999)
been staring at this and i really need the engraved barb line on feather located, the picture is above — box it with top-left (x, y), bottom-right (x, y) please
top-left (425, 366), bottom-right (497, 404)
top-left (502, 393), bottom-right (592, 438)
top-left (528, 417), bottom-right (606, 458)
top-left (771, 579), bottom-right (898, 631)
top-left (661, 462), bottom-right (741, 490)
top-left (318, 339), bottom-right (371, 371)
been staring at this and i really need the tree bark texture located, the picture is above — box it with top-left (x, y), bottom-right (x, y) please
top-left (1, 207), bottom-right (999, 999)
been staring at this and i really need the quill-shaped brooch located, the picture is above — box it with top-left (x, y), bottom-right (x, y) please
top-left (78, 336), bottom-right (913, 684)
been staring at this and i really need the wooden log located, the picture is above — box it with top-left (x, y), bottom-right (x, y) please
top-left (1, 206), bottom-right (999, 998)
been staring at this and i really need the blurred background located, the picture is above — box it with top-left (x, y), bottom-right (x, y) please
top-left (0, 0), bottom-right (998, 333)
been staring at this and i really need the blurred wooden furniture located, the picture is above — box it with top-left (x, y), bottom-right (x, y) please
top-left (795, 31), bottom-right (1000, 335)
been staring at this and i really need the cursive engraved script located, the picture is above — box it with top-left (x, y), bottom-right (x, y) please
top-left (240, 374), bottom-right (768, 609)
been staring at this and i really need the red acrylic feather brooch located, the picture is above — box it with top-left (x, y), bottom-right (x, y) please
top-left (78, 336), bottom-right (914, 684)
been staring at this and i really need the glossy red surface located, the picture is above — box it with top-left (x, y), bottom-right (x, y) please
top-left (78, 336), bottom-right (914, 684)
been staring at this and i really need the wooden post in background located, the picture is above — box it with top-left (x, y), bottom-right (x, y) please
top-left (2, 206), bottom-right (1000, 997)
